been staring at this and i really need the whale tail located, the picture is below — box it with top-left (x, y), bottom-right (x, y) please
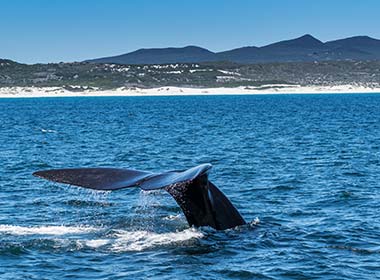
top-left (33, 164), bottom-right (246, 230)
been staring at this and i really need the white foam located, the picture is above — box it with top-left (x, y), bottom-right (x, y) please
top-left (1, 84), bottom-right (380, 98)
top-left (252, 217), bottom-right (260, 225)
top-left (0, 225), bottom-right (97, 235)
top-left (111, 228), bottom-right (204, 252)
top-left (40, 128), bottom-right (57, 133)
top-left (163, 214), bottom-right (182, 221)
top-left (85, 239), bottom-right (110, 248)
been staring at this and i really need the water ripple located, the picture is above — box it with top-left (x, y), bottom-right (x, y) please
top-left (1, 94), bottom-right (380, 279)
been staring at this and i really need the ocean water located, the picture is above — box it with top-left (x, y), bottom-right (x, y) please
top-left (0, 94), bottom-right (379, 279)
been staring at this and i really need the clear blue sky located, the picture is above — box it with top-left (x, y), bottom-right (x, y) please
top-left (2, 0), bottom-right (380, 63)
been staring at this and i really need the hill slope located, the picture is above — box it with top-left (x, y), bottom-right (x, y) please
top-left (86, 46), bottom-right (219, 64)
top-left (86, 35), bottom-right (380, 64)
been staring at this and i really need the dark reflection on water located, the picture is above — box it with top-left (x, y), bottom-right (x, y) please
top-left (0, 94), bottom-right (380, 279)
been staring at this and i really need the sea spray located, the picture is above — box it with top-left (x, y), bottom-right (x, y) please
top-left (130, 190), bottom-right (162, 231)
top-left (56, 185), bottom-right (112, 226)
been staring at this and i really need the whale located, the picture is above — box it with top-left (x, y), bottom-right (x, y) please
top-left (33, 164), bottom-right (246, 230)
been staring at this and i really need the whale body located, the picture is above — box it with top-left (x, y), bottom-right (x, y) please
top-left (33, 164), bottom-right (246, 230)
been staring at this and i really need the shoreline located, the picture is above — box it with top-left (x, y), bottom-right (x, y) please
top-left (1, 85), bottom-right (380, 98)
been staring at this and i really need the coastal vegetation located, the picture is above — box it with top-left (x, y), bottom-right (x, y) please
top-left (1, 59), bottom-right (379, 90)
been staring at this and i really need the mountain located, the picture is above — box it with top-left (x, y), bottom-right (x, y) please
top-left (325, 36), bottom-right (380, 59)
top-left (86, 46), bottom-right (219, 64)
top-left (86, 35), bottom-right (380, 65)
top-left (219, 34), bottom-right (380, 63)
top-left (219, 34), bottom-right (327, 63)
top-left (265, 34), bottom-right (324, 48)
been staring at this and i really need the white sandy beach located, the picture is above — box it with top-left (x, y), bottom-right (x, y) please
top-left (0, 84), bottom-right (380, 98)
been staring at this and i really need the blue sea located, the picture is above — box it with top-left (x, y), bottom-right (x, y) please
top-left (0, 94), bottom-right (379, 279)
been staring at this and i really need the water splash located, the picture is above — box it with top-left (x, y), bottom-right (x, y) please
top-left (0, 225), bottom-right (97, 236)
top-left (130, 190), bottom-right (164, 230)
top-left (110, 227), bottom-right (204, 252)
top-left (163, 214), bottom-right (182, 221)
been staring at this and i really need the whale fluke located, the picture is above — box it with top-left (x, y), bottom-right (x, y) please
top-left (33, 164), bottom-right (246, 230)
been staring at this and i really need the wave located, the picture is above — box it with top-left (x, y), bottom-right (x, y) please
top-left (109, 228), bottom-right (204, 252)
top-left (39, 128), bottom-right (58, 133)
top-left (0, 223), bottom-right (205, 252)
top-left (0, 225), bottom-right (97, 236)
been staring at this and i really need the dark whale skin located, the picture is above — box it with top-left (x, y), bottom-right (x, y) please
top-left (33, 164), bottom-right (246, 230)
